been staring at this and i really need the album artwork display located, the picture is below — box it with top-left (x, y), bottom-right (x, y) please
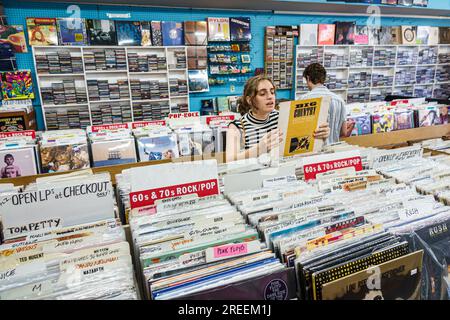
top-left (26, 17), bottom-right (58, 46)
top-left (140, 21), bottom-right (152, 46)
top-left (91, 139), bottom-right (137, 167)
top-left (1, 71), bottom-right (34, 100)
top-left (151, 21), bottom-right (163, 46)
top-left (161, 21), bottom-right (184, 46)
top-left (230, 17), bottom-right (251, 42)
top-left (40, 143), bottom-right (90, 173)
top-left (335, 21), bottom-right (355, 45)
top-left (137, 134), bottom-right (179, 161)
top-left (57, 18), bottom-right (87, 46)
top-left (0, 25), bottom-right (27, 53)
top-left (184, 21), bottom-right (208, 46)
top-left (188, 69), bottom-right (209, 93)
top-left (318, 24), bottom-right (335, 45)
top-left (208, 17), bottom-right (231, 42)
top-left (116, 21), bottom-right (142, 46)
top-left (0, 146), bottom-right (38, 178)
top-left (86, 19), bottom-right (117, 46)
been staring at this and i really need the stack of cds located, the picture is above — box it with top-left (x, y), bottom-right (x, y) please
top-left (87, 79), bottom-right (129, 101)
top-left (84, 49), bottom-right (127, 71)
top-left (416, 67), bottom-right (435, 84)
top-left (45, 107), bottom-right (91, 130)
top-left (396, 48), bottom-right (418, 65)
top-left (41, 80), bottom-right (87, 105)
top-left (169, 50), bottom-right (187, 69)
top-left (130, 79), bottom-right (169, 100)
top-left (418, 46), bottom-right (438, 65)
top-left (324, 52), bottom-right (348, 68)
top-left (370, 88), bottom-right (393, 102)
top-left (349, 47), bottom-right (373, 67)
top-left (296, 47), bottom-right (324, 69)
top-left (395, 67), bottom-right (416, 85)
top-left (433, 83), bottom-right (450, 99)
top-left (414, 86), bottom-right (433, 98)
top-left (438, 52), bottom-right (450, 64)
top-left (169, 78), bottom-right (188, 97)
top-left (373, 48), bottom-right (396, 66)
top-left (90, 102), bottom-right (133, 125)
top-left (347, 90), bottom-right (370, 103)
top-left (372, 73), bottom-right (394, 87)
top-left (348, 71), bottom-right (371, 88)
top-left (170, 102), bottom-right (189, 114)
top-left (127, 53), bottom-right (167, 72)
top-left (436, 65), bottom-right (450, 82)
top-left (35, 51), bottom-right (83, 74)
top-left (393, 86), bottom-right (414, 96)
top-left (133, 101), bottom-right (171, 121)
top-left (325, 73), bottom-right (347, 90)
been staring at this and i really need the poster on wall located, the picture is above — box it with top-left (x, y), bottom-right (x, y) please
top-left (1, 70), bottom-right (34, 100)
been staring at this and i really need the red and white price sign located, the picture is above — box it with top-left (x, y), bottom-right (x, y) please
top-left (90, 123), bottom-right (128, 132)
top-left (168, 112), bottom-right (199, 119)
top-left (302, 151), bottom-right (362, 181)
top-left (205, 115), bottom-right (235, 125)
top-left (0, 130), bottom-right (36, 139)
top-left (129, 179), bottom-right (219, 209)
top-left (130, 120), bottom-right (166, 129)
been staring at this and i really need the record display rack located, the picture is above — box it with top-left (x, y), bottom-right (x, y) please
top-left (32, 45), bottom-right (190, 130)
top-left (295, 44), bottom-right (450, 104)
top-left (342, 123), bottom-right (450, 148)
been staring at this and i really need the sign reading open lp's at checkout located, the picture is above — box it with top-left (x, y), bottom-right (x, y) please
top-left (0, 175), bottom-right (115, 240)
top-left (128, 160), bottom-right (219, 209)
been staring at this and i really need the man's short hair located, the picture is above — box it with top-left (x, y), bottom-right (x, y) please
top-left (4, 154), bottom-right (13, 160)
top-left (303, 63), bottom-right (327, 85)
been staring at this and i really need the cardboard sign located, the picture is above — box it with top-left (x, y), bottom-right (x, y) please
top-left (128, 160), bottom-right (219, 209)
top-left (129, 120), bottom-right (166, 129)
top-left (89, 124), bottom-right (128, 133)
top-left (168, 112), bottom-right (199, 119)
top-left (0, 130), bottom-right (36, 139)
top-left (371, 146), bottom-right (423, 169)
top-left (302, 151), bottom-right (362, 181)
top-left (205, 115), bottom-right (235, 125)
top-left (0, 176), bottom-right (115, 240)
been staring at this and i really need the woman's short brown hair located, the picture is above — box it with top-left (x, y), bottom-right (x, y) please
top-left (237, 75), bottom-right (276, 115)
top-left (303, 63), bottom-right (327, 85)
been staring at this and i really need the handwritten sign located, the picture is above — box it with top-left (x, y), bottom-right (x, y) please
top-left (371, 146), bottom-right (422, 169)
top-left (168, 112), bottom-right (199, 119)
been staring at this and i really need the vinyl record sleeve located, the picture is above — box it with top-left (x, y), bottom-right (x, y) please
top-left (26, 17), bottom-right (58, 46)
top-left (86, 19), bottom-right (117, 45)
top-left (230, 17), bottom-right (251, 42)
top-left (116, 21), bottom-right (142, 46)
top-left (91, 138), bottom-right (137, 167)
top-left (57, 18), bottom-right (87, 46)
top-left (0, 146), bottom-right (37, 178)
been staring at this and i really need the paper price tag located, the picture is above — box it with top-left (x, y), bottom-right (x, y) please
top-left (303, 156), bottom-right (362, 181)
top-left (129, 179), bottom-right (219, 209)
top-left (399, 198), bottom-right (436, 221)
top-left (0, 130), bottom-right (36, 139)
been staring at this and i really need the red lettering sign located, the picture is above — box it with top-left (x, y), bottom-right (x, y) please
top-left (129, 179), bottom-right (219, 209)
top-left (168, 112), bottom-right (200, 119)
top-left (130, 120), bottom-right (166, 129)
top-left (205, 115), bottom-right (235, 125)
top-left (303, 156), bottom-right (363, 181)
top-left (0, 130), bottom-right (36, 139)
top-left (90, 124), bottom-right (128, 132)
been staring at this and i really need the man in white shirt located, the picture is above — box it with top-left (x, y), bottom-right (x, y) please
top-left (300, 63), bottom-right (350, 144)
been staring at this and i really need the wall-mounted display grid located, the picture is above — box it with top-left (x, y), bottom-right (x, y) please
top-left (295, 44), bottom-right (450, 103)
top-left (32, 45), bottom-right (189, 130)
top-left (5, 0), bottom-right (450, 130)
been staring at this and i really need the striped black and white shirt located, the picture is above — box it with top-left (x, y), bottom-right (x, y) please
top-left (229, 110), bottom-right (279, 149)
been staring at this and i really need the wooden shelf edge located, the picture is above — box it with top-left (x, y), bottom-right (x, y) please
top-left (342, 124), bottom-right (450, 148)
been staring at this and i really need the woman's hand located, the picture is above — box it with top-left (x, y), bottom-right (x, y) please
top-left (258, 129), bottom-right (283, 153)
top-left (314, 122), bottom-right (330, 140)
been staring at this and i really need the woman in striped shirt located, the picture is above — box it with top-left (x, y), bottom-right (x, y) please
top-left (226, 75), bottom-right (330, 162)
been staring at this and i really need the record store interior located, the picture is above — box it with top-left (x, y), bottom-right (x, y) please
top-left (2, 0), bottom-right (450, 301)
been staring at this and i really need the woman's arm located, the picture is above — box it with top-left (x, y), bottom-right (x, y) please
top-left (226, 124), bottom-right (282, 162)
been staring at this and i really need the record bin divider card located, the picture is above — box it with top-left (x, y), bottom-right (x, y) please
top-left (167, 112), bottom-right (200, 128)
top-left (370, 145), bottom-right (423, 169)
top-left (0, 173), bottom-right (115, 240)
top-left (302, 150), bottom-right (363, 181)
top-left (128, 159), bottom-right (219, 210)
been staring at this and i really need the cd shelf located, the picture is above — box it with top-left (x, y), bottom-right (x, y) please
top-left (33, 45), bottom-right (190, 130)
top-left (295, 44), bottom-right (450, 103)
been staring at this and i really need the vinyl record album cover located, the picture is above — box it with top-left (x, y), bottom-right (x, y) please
top-left (372, 112), bottom-right (394, 133)
top-left (187, 46), bottom-right (207, 69)
top-left (0, 25), bottom-right (27, 53)
top-left (318, 24), bottom-right (335, 45)
top-left (335, 21), bottom-right (355, 45)
top-left (419, 106), bottom-right (441, 127)
top-left (230, 17), bottom-right (251, 42)
top-left (346, 114), bottom-right (371, 136)
top-left (0, 147), bottom-right (37, 178)
top-left (439, 27), bottom-right (450, 44)
top-left (116, 21), bottom-right (142, 46)
top-left (394, 109), bottom-right (415, 130)
top-left (354, 25), bottom-right (369, 45)
top-left (26, 17), bottom-right (58, 46)
top-left (321, 251), bottom-right (423, 300)
top-left (188, 69), bottom-right (209, 93)
top-left (91, 139), bottom-right (137, 167)
top-left (390, 26), bottom-right (402, 45)
top-left (379, 26), bottom-right (393, 45)
top-left (40, 143), bottom-right (90, 173)
top-left (1, 71), bottom-right (34, 100)
top-left (184, 21), bottom-right (208, 45)
top-left (140, 21), bottom-right (152, 46)
top-left (86, 19), bottom-right (117, 45)
top-left (300, 24), bottom-right (318, 46)
top-left (401, 26), bottom-right (417, 45)
top-left (57, 18), bottom-right (87, 46)
top-left (137, 134), bottom-right (179, 162)
top-left (416, 26), bottom-right (430, 45)
top-left (428, 27), bottom-right (439, 45)
top-left (151, 21), bottom-right (163, 46)
top-left (0, 116), bottom-right (26, 132)
top-left (162, 21), bottom-right (184, 46)
top-left (208, 17), bottom-right (231, 42)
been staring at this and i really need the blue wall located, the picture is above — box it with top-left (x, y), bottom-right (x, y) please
top-left (4, 0), bottom-right (450, 129)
